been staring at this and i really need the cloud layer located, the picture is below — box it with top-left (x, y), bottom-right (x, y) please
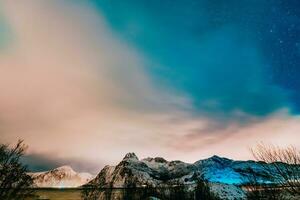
top-left (0, 0), bottom-right (190, 166)
top-left (0, 1), bottom-right (299, 171)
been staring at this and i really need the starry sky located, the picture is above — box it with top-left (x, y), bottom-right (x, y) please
top-left (93, 0), bottom-right (300, 116)
top-left (0, 0), bottom-right (300, 173)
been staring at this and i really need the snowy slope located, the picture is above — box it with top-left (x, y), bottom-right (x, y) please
top-left (210, 183), bottom-right (246, 200)
top-left (196, 155), bottom-right (273, 184)
top-left (29, 165), bottom-right (93, 188)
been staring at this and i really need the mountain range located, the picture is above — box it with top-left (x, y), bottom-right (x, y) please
top-left (29, 153), bottom-right (274, 188)
top-left (28, 153), bottom-right (283, 199)
top-left (87, 153), bottom-right (271, 188)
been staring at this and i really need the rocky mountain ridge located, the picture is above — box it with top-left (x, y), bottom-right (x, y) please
top-left (87, 153), bottom-right (272, 188)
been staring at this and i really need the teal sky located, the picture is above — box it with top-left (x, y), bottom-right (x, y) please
top-left (89, 0), bottom-right (299, 118)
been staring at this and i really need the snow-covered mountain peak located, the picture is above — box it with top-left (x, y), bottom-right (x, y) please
top-left (123, 152), bottom-right (139, 161)
top-left (53, 165), bottom-right (76, 175)
top-left (195, 155), bottom-right (233, 167)
top-left (55, 165), bottom-right (73, 171)
top-left (30, 165), bottom-right (93, 188)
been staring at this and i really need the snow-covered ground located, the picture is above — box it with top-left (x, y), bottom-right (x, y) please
top-left (210, 183), bottom-right (246, 200)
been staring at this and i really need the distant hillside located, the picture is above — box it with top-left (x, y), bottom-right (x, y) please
top-left (29, 165), bottom-right (93, 188)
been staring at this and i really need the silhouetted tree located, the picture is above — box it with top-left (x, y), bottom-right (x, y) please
top-left (0, 140), bottom-right (34, 200)
top-left (251, 143), bottom-right (300, 198)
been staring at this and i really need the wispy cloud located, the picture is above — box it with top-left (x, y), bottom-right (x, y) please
top-left (0, 0), bottom-right (190, 167)
top-left (0, 1), bottom-right (299, 171)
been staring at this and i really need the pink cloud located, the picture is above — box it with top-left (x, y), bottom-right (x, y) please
top-left (0, 1), bottom-right (299, 170)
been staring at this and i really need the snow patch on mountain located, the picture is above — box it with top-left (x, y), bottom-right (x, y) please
top-left (29, 165), bottom-right (93, 188)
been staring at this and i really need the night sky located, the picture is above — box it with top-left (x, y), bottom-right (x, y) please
top-left (93, 0), bottom-right (300, 116)
top-left (0, 0), bottom-right (299, 173)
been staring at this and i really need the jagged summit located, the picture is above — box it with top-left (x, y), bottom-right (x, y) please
top-left (123, 152), bottom-right (139, 161)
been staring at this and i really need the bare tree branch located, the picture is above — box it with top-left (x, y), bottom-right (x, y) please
top-left (251, 143), bottom-right (300, 197)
